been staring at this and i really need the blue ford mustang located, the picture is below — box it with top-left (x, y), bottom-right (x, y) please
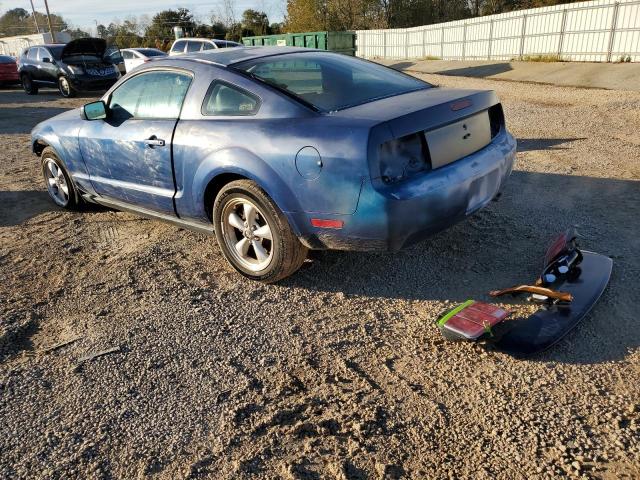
top-left (31, 47), bottom-right (516, 282)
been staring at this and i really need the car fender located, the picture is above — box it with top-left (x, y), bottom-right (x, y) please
top-left (31, 119), bottom-right (93, 193)
top-left (188, 147), bottom-right (305, 232)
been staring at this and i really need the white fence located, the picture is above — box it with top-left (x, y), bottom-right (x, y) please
top-left (355, 0), bottom-right (640, 62)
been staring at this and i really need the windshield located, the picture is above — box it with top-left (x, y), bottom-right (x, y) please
top-left (235, 52), bottom-right (430, 112)
top-left (49, 46), bottom-right (64, 60)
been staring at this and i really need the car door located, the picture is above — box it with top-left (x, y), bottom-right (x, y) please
top-left (78, 69), bottom-right (193, 214)
top-left (24, 48), bottom-right (39, 81)
top-left (37, 47), bottom-right (58, 84)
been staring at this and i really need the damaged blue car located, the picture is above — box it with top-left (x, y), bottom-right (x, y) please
top-left (31, 47), bottom-right (516, 282)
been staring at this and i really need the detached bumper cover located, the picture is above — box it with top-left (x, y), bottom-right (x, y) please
top-left (299, 130), bottom-right (516, 251)
top-left (493, 250), bottom-right (613, 356)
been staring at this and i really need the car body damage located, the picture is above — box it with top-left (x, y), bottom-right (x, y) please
top-left (31, 46), bottom-right (516, 281)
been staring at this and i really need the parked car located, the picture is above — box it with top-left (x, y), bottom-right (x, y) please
top-left (0, 55), bottom-right (20, 85)
top-left (31, 47), bottom-right (516, 282)
top-left (18, 38), bottom-right (121, 97)
top-left (120, 48), bottom-right (167, 72)
top-left (169, 38), bottom-right (241, 56)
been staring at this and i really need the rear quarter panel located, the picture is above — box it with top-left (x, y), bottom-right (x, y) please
top-left (173, 64), bottom-right (372, 224)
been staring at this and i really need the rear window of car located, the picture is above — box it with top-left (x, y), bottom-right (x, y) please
top-left (138, 49), bottom-right (165, 57)
top-left (235, 52), bottom-right (430, 112)
top-left (186, 41), bottom-right (202, 53)
top-left (0, 55), bottom-right (15, 64)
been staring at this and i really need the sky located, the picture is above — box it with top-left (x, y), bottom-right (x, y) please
top-left (0, 0), bottom-right (286, 33)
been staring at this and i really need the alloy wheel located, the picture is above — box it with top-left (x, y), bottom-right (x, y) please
top-left (220, 198), bottom-right (274, 272)
top-left (43, 158), bottom-right (69, 207)
top-left (59, 77), bottom-right (71, 97)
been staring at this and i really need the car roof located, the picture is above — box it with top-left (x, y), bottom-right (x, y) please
top-left (168, 46), bottom-right (319, 67)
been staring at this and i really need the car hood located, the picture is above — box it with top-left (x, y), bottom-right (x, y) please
top-left (62, 38), bottom-right (107, 59)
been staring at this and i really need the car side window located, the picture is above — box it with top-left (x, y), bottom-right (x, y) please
top-left (27, 48), bottom-right (38, 60)
top-left (108, 70), bottom-right (192, 120)
top-left (122, 51), bottom-right (134, 59)
top-left (186, 41), bottom-right (202, 53)
top-left (38, 48), bottom-right (51, 61)
top-left (202, 81), bottom-right (259, 116)
top-left (202, 42), bottom-right (215, 51)
top-left (171, 41), bottom-right (186, 54)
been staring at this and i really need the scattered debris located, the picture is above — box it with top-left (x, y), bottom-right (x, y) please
top-left (73, 346), bottom-right (121, 371)
top-left (41, 336), bottom-right (82, 354)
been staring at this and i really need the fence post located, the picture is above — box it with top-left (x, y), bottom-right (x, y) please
top-left (383, 31), bottom-right (387, 58)
top-left (557, 9), bottom-right (568, 58)
top-left (405, 30), bottom-right (409, 59)
top-left (606, 2), bottom-right (621, 62)
top-left (488, 19), bottom-right (494, 60)
top-left (519, 14), bottom-right (528, 60)
top-left (441, 26), bottom-right (445, 59)
top-left (422, 28), bottom-right (427, 58)
top-left (462, 23), bottom-right (467, 60)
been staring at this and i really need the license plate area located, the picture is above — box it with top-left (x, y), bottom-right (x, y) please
top-left (425, 110), bottom-right (491, 169)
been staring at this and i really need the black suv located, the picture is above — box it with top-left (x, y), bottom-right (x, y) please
top-left (17, 38), bottom-right (121, 97)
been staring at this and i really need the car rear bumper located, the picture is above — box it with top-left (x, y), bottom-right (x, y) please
top-left (296, 130), bottom-right (517, 251)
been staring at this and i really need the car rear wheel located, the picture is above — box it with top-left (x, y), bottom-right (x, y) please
top-left (58, 76), bottom-right (76, 98)
top-left (41, 147), bottom-right (79, 209)
top-left (213, 180), bottom-right (307, 283)
top-left (21, 74), bottom-right (38, 95)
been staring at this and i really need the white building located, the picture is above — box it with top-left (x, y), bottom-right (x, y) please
top-left (0, 32), bottom-right (71, 57)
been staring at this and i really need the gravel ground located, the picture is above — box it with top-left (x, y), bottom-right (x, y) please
top-left (0, 74), bottom-right (639, 480)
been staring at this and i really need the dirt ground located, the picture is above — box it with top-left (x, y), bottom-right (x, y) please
top-left (0, 74), bottom-right (639, 480)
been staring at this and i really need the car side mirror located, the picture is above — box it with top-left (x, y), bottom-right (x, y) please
top-left (42, 57), bottom-right (51, 63)
top-left (81, 100), bottom-right (107, 121)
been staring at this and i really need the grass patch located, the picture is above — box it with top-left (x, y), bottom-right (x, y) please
top-left (419, 55), bottom-right (440, 61)
top-left (518, 54), bottom-right (564, 62)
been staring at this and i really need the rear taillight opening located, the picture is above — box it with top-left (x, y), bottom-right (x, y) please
top-left (379, 132), bottom-right (432, 185)
top-left (489, 103), bottom-right (504, 138)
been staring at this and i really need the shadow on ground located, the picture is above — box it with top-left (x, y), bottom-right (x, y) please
top-left (387, 61), bottom-right (514, 79)
top-left (0, 105), bottom-right (70, 134)
top-left (0, 190), bottom-right (56, 227)
top-left (285, 170), bottom-right (639, 364)
top-left (517, 137), bottom-right (586, 151)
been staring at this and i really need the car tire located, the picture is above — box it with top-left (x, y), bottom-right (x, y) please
top-left (213, 179), bottom-right (307, 283)
top-left (58, 76), bottom-right (76, 98)
top-left (21, 74), bottom-right (38, 95)
top-left (41, 147), bottom-right (80, 209)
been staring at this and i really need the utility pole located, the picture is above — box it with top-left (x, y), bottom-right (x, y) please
top-left (43, 0), bottom-right (56, 43)
top-left (29, 0), bottom-right (41, 33)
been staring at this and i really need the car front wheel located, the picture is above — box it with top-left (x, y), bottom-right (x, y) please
top-left (213, 180), bottom-right (307, 283)
top-left (21, 74), bottom-right (38, 95)
top-left (58, 76), bottom-right (76, 98)
top-left (41, 147), bottom-right (79, 209)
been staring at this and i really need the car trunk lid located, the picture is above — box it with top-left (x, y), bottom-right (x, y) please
top-left (338, 88), bottom-right (504, 182)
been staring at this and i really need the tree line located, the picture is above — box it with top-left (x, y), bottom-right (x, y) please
top-left (1, 1), bottom-right (583, 51)
top-left (0, 7), bottom-right (283, 50)
top-left (285, 0), bottom-right (582, 31)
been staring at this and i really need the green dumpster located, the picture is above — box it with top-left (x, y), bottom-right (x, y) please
top-left (241, 31), bottom-right (356, 56)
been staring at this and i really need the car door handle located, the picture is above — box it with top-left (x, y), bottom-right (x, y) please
top-left (144, 136), bottom-right (165, 147)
